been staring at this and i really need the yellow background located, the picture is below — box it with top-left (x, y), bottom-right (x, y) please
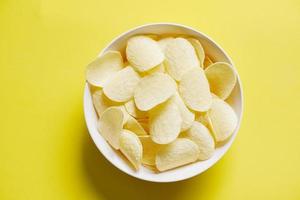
top-left (1, 0), bottom-right (300, 199)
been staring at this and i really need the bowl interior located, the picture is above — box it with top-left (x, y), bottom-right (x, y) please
top-left (84, 23), bottom-right (243, 182)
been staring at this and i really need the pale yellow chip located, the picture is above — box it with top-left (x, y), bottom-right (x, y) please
top-left (103, 66), bottom-right (141, 102)
top-left (119, 129), bottom-right (143, 170)
top-left (124, 116), bottom-right (148, 136)
top-left (179, 68), bottom-right (212, 112)
top-left (172, 93), bottom-right (195, 131)
top-left (124, 99), bottom-right (148, 118)
top-left (92, 89), bottom-right (116, 117)
top-left (91, 89), bottom-right (129, 124)
top-left (164, 38), bottom-right (199, 81)
top-left (156, 138), bottom-right (199, 171)
top-left (86, 51), bottom-right (123, 87)
top-left (158, 37), bottom-right (174, 53)
top-left (181, 121), bottom-right (215, 160)
top-left (97, 107), bottom-right (124, 149)
top-left (203, 55), bottom-right (213, 69)
top-left (205, 62), bottom-right (237, 100)
top-left (187, 38), bottom-right (205, 67)
top-left (207, 98), bottom-right (238, 142)
top-left (134, 73), bottom-right (177, 111)
top-left (139, 136), bottom-right (161, 166)
top-left (126, 36), bottom-right (164, 72)
top-left (149, 99), bottom-right (182, 144)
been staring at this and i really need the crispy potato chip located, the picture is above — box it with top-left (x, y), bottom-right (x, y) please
top-left (187, 38), bottom-right (205, 67)
top-left (207, 98), bottom-right (238, 142)
top-left (172, 93), bottom-right (195, 131)
top-left (149, 99), bottom-right (182, 144)
top-left (126, 36), bottom-right (164, 72)
top-left (124, 99), bottom-right (148, 118)
top-left (164, 38), bottom-right (199, 81)
top-left (91, 89), bottom-right (129, 123)
top-left (97, 107), bottom-right (123, 149)
top-left (134, 73), bottom-right (176, 111)
top-left (119, 129), bottom-right (142, 170)
top-left (124, 116), bottom-right (148, 136)
top-left (156, 138), bottom-right (199, 171)
top-left (158, 37), bottom-right (174, 52)
top-left (179, 68), bottom-right (212, 112)
top-left (181, 122), bottom-right (214, 160)
top-left (203, 55), bottom-right (213, 69)
top-left (92, 89), bottom-right (116, 117)
top-left (205, 62), bottom-right (237, 100)
top-left (139, 136), bottom-right (161, 166)
top-left (86, 51), bottom-right (123, 87)
top-left (103, 66), bottom-right (141, 102)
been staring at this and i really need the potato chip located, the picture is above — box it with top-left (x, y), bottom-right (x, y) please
top-left (139, 136), bottom-right (161, 166)
top-left (205, 62), bottom-right (237, 100)
top-left (103, 66), bottom-right (141, 102)
top-left (187, 38), bottom-right (205, 67)
top-left (119, 129), bottom-right (143, 170)
top-left (134, 73), bottom-right (176, 111)
top-left (124, 99), bottom-right (148, 118)
top-left (164, 38), bottom-right (199, 81)
top-left (172, 93), bottom-right (195, 131)
top-left (179, 68), bottom-right (212, 112)
top-left (97, 107), bottom-right (123, 149)
top-left (86, 51), bottom-right (123, 87)
top-left (156, 138), bottom-right (199, 171)
top-left (181, 122), bottom-right (214, 160)
top-left (207, 98), bottom-right (238, 142)
top-left (92, 89), bottom-right (116, 117)
top-left (124, 116), bottom-right (148, 136)
top-left (126, 36), bottom-right (164, 72)
top-left (203, 55), bottom-right (213, 69)
top-left (149, 99), bottom-right (182, 144)
top-left (158, 37), bottom-right (174, 53)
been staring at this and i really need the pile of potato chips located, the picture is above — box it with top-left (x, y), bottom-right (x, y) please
top-left (86, 35), bottom-right (238, 172)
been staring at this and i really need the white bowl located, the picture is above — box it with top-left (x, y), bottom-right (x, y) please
top-left (83, 23), bottom-right (243, 182)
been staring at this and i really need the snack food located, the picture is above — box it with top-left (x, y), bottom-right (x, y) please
top-left (86, 34), bottom-right (238, 172)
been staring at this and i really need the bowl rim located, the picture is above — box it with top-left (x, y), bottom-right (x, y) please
top-left (83, 22), bottom-right (244, 182)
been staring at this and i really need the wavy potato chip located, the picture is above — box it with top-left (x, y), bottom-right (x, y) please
top-left (86, 51), bottom-right (123, 87)
top-left (205, 62), bottom-right (237, 100)
top-left (119, 130), bottom-right (143, 170)
top-left (165, 38), bottom-right (199, 81)
top-left (203, 55), bottom-right (213, 69)
top-left (139, 136), bottom-right (161, 166)
top-left (124, 99), bottom-right (148, 118)
top-left (179, 68), bottom-right (212, 112)
top-left (156, 138), bottom-right (200, 171)
top-left (97, 107), bottom-right (124, 149)
top-left (207, 98), bottom-right (238, 142)
top-left (126, 36), bottom-right (164, 72)
top-left (103, 66), bottom-right (141, 102)
top-left (149, 99), bottom-right (182, 144)
top-left (134, 73), bottom-right (176, 111)
top-left (187, 38), bottom-right (205, 67)
top-left (158, 37), bottom-right (174, 53)
top-left (172, 93), bottom-right (195, 131)
top-left (181, 122), bottom-right (214, 160)
top-left (124, 116), bottom-right (148, 136)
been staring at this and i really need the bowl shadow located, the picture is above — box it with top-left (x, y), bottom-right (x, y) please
top-left (81, 125), bottom-right (230, 200)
